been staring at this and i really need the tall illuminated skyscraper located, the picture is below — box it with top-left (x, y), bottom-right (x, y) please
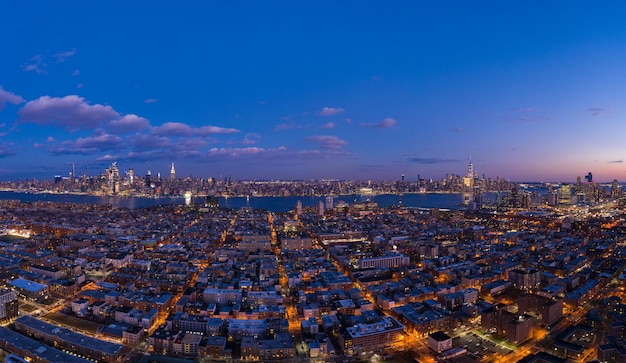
top-left (170, 163), bottom-right (176, 181)
top-left (463, 159), bottom-right (474, 187)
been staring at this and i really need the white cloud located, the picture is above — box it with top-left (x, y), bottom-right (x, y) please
top-left (360, 117), bottom-right (397, 128)
top-left (318, 107), bottom-right (345, 116)
top-left (0, 87), bottom-right (25, 110)
top-left (306, 135), bottom-right (348, 149)
top-left (19, 95), bottom-right (119, 130)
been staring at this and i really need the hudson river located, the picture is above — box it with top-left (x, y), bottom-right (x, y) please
top-left (0, 191), bottom-right (497, 212)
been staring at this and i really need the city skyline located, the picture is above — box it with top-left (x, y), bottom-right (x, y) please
top-left (2, 2), bottom-right (626, 182)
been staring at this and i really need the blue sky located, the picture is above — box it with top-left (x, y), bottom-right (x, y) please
top-left (2, 2), bottom-right (626, 182)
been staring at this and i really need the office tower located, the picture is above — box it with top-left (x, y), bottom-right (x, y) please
top-left (318, 201), bottom-right (325, 216)
top-left (145, 169), bottom-right (152, 187)
top-left (560, 184), bottom-right (572, 205)
top-left (170, 162), bottom-right (176, 181)
top-left (128, 168), bottom-right (134, 184)
top-left (585, 172), bottom-right (593, 183)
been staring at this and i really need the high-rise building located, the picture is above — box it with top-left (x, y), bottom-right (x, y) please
top-left (295, 200), bottom-right (302, 216)
top-left (463, 159), bottom-right (474, 187)
top-left (145, 169), bottom-right (152, 187)
top-left (547, 186), bottom-right (560, 206)
top-left (560, 184), bottom-right (572, 205)
top-left (0, 288), bottom-right (18, 322)
top-left (325, 196), bottom-right (334, 210)
top-left (170, 163), bottom-right (176, 181)
top-left (585, 172), bottom-right (593, 183)
top-left (612, 179), bottom-right (621, 198)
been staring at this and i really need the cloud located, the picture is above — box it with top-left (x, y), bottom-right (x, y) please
top-left (588, 107), bottom-right (610, 117)
top-left (53, 48), bottom-right (76, 63)
top-left (151, 122), bottom-right (239, 136)
top-left (318, 107), bottom-right (345, 116)
top-left (76, 83), bottom-right (84, 89)
top-left (144, 98), bottom-right (158, 104)
top-left (19, 95), bottom-right (119, 130)
top-left (22, 54), bottom-right (46, 74)
top-left (506, 106), bottom-right (550, 123)
top-left (360, 117), bottom-right (397, 128)
top-left (242, 133), bottom-right (261, 145)
top-left (97, 154), bottom-right (116, 161)
top-left (608, 160), bottom-right (623, 164)
top-left (108, 114), bottom-right (150, 134)
top-left (45, 131), bottom-right (123, 155)
top-left (510, 107), bottom-right (537, 113)
top-left (514, 116), bottom-right (550, 123)
top-left (0, 144), bottom-right (16, 158)
top-left (407, 157), bottom-right (460, 164)
top-left (22, 49), bottom-right (76, 74)
top-left (450, 128), bottom-right (465, 133)
top-left (306, 135), bottom-right (348, 149)
top-left (207, 147), bottom-right (272, 157)
top-left (320, 122), bottom-right (335, 129)
top-left (0, 87), bottom-right (25, 110)
top-left (274, 122), bottom-right (301, 131)
top-left (128, 134), bottom-right (174, 151)
top-left (97, 150), bottom-right (169, 163)
top-left (46, 136), bottom-right (55, 142)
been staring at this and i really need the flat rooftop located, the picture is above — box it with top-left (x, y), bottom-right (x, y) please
top-left (9, 277), bottom-right (46, 292)
top-left (0, 326), bottom-right (92, 363)
top-left (15, 315), bottom-right (123, 356)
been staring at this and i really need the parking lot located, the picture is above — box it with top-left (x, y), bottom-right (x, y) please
top-left (452, 331), bottom-right (514, 361)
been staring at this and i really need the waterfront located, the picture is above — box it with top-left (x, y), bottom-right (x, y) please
top-left (0, 190), bottom-right (497, 212)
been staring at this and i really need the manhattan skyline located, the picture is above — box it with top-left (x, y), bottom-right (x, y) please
top-left (2, 2), bottom-right (626, 182)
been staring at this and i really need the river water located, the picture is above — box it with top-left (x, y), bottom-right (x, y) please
top-left (0, 191), bottom-right (496, 212)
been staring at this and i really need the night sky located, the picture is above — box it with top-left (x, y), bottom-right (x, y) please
top-left (2, 2), bottom-right (626, 182)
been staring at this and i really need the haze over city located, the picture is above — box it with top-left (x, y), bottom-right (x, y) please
top-left (2, 2), bottom-right (626, 182)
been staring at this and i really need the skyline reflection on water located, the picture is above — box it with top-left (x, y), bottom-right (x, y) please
top-left (0, 191), bottom-right (503, 212)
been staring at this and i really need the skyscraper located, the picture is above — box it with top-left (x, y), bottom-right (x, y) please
top-left (463, 159), bottom-right (474, 188)
top-left (170, 163), bottom-right (176, 181)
